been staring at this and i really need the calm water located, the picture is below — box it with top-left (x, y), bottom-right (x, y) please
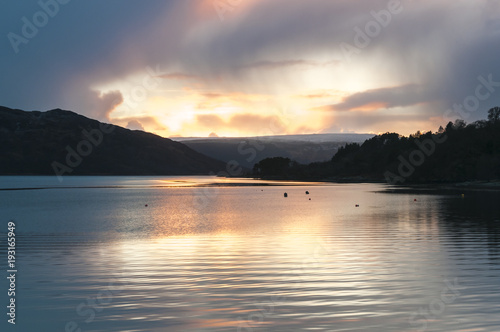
top-left (0, 176), bottom-right (499, 332)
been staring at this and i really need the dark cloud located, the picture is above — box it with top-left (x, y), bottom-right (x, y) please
top-left (319, 84), bottom-right (438, 112)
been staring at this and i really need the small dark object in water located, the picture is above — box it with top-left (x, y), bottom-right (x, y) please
top-left (284, 192), bottom-right (288, 198)
top-left (355, 204), bottom-right (359, 207)
top-left (145, 204), bottom-right (148, 207)
top-left (309, 198), bottom-right (311, 200)
top-left (305, 191), bottom-right (310, 195)
top-left (414, 199), bottom-right (417, 202)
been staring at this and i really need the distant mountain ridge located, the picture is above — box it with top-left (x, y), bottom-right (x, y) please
top-left (173, 133), bottom-right (374, 143)
top-left (172, 134), bottom-right (375, 168)
top-left (0, 106), bottom-right (226, 176)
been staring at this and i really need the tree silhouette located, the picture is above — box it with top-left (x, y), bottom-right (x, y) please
top-left (488, 107), bottom-right (500, 123)
top-left (253, 157), bottom-right (293, 176)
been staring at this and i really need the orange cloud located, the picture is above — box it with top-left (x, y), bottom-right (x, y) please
top-left (299, 93), bottom-right (332, 99)
top-left (126, 119), bottom-right (145, 131)
top-left (351, 102), bottom-right (391, 112)
top-left (111, 115), bottom-right (166, 132)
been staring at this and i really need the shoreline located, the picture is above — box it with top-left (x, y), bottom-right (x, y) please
top-left (250, 175), bottom-right (500, 190)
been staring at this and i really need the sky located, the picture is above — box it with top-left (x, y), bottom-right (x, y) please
top-left (1, 0), bottom-right (500, 137)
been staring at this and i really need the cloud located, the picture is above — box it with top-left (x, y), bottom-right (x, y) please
top-left (236, 59), bottom-right (338, 71)
top-left (299, 93), bottom-right (332, 99)
top-left (297, 90), bottom-right (343, 99)
top-left (126, 120), bottom-right (145, 131)
top-left (157, 72), bottom-right (199, 80)
top-left (201, 93), bottom-right (224, 99)
top-left (86, 90), bottom-right (124, 121)
top-left (112, 115), bottom-right (166, 132)
top-left (317, 84), bottom-right (439, 112)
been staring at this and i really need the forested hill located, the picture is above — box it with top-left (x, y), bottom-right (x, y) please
top-left (0, 106), bottom-right (226, 176)
top-left (253, 108), bottom-right (500, 184)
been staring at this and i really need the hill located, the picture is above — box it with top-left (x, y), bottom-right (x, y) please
top-left (0, 106), bottom-right (226, 176)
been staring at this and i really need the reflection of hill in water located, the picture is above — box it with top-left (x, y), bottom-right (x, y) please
top-left (384, 187), bottom-right (500, 260)
top-left (439, 190), bottom-right (500, 260)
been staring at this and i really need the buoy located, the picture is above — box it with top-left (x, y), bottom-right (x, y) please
top-left (145, 204), bottom-right (148, 207)
top-left (414, 199), bottom-right (417, 202)
top-left (284, 193), bottom-right (288, 198)
top-left (309, 198), bottom-right (311, 201)
top-left (305, 191), bottom-right (310, 195)
top-left (355, 204), bottom-right (359, 207)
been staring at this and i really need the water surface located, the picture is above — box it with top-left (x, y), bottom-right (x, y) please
top-left (0, 176), bottom-right (499, 331)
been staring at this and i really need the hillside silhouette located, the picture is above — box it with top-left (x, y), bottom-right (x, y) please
top-left (0, 106), bottom-right (225, 176)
